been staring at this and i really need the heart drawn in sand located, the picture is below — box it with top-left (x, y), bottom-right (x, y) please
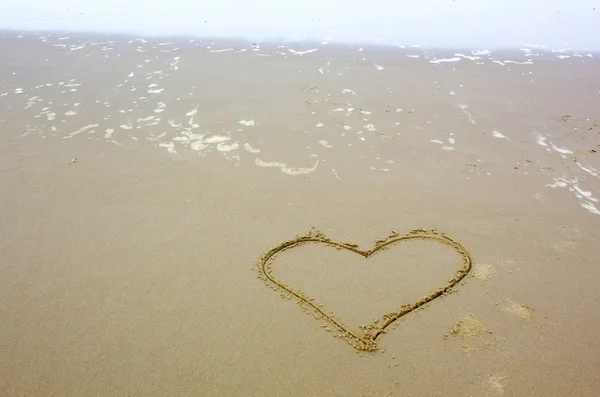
top-left (255, 228), bottom-right (472, 351)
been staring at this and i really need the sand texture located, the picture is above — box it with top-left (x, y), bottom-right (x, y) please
top-left (1, 32), bottom-right (600, 396)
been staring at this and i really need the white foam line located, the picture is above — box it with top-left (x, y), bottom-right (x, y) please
top-left (217, 142), bottom-right (239, 152)
top-left (148, 88), bottom-right (164, 94)
top-left (551, 143), bottom-right (573, 155)
top-left (255, 159), bottom-right (286, 168)
top-left (458, 104), bottom-right (476, 124)
top-left (255, 158), bottom-right (320, 175)
top-left (210, 48), bottom-right (234, 53)
top-left (172, 129), bottom-right (203, 144)
top-left (546, 179), bottom-right (567, 188)
top-left (546, 177), bottom-right (600, 215)
top-left (455, 53), bottom-right (481, 60)
top-left (492, 131), bottom-right (507, 139)
top-left (24, 96), bottom-right (40, 109)
top-left (239, 119), bottom-right (255, 126)
top-left (581, 202), bottom-right (600, 215)
top-left (159, 142), bottom-right (178, 154)
top-left (575, 161), bottom-right (598, 178)
top-left (284, 160), bottom-right (320, 175)
top-left (288, 48), bottom-right (319, 56)
top-left (203, 135), bottom-right (230, 144)
top-left (573, 184), bottom-right (596, 202)
top-left (63, 124), bottom-right (99, 139)
top-left (154, 101), bottom-right (166, 113)
top-left (192, 139), bottom-right (207, 151)
top-left (244, 143), bottom-right (260, 153)
top-left (534, 132), bottom-right (548, 147)
top-left (430, 57), bottom-right (461, 64)
top-left (503, 60), bottom-right (533, 65)
top-left (170, 57), bottom-right (180, 71)
top-left (186, 107), bottom-right (198, 126)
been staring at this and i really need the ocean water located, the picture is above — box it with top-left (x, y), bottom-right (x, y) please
top-left (1, 0), bottom-right (599, 50)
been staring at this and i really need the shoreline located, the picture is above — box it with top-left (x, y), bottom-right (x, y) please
top-left (3, 28), bottom-right (600, 55)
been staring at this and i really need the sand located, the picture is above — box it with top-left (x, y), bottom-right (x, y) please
top-left (471, 263), bottom-right (498, 280)
top-left (1, 31), bottom-right (600, 396)
top-left (449, 314), bottom-right (490, 338)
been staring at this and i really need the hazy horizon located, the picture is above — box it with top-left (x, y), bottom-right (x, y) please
top-left (1, 0), bottom-right (599, 50)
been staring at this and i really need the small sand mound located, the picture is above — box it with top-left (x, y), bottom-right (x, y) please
top-left (471, 263), bottom-right (497, 280)
top-left (450, 314), bottom-right (489, 338)
top-left (499, 299), bottom-right (534, 322)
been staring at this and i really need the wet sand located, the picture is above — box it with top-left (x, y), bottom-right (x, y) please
top-left (1, 31), bottom-right (600, 396)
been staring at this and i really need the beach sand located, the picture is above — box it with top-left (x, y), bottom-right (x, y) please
top-left (1, 32), bottom-right (599, 396)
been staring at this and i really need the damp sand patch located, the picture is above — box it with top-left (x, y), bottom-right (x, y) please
top-left (449, 314), bottom-right (489, 338)
top-left (471, 263), bottom-right (497, 280)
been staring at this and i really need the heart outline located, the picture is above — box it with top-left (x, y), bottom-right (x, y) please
top-left (256, 228), bottom-right (472, 351)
